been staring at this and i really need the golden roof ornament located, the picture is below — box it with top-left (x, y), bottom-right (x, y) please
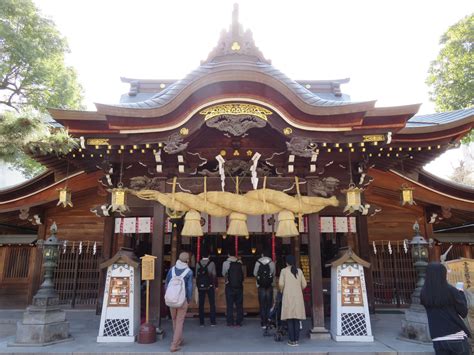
top-left (201, 4), bottom-right (270, 65)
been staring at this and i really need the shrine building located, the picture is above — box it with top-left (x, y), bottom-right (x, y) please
top-left (0, 5), bottom-right (473, 333)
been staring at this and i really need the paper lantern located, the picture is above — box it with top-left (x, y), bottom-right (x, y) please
top-left (181, 210), bottom-right (203, 237)
top-left (276, 210), bottom-right (299, 237)
top-left (227, 212), bottom-right (249, 236)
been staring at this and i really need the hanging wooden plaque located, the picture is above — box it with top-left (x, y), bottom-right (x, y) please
top-left (141, 254), bottom-right (157, 281)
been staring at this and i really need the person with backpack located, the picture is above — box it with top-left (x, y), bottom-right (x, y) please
top-left (196, 249), bottom-right (217, 327)
top-left (165, 252), bottom-right (193, 352)
top-left (253, 249), bottom-right (275, 328)
top-left (222, 251), bottom-right (244, 326)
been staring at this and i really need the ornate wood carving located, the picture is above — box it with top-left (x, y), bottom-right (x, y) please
top-left (129, 176), bottom-right (163, 191)
top-left (197, 159), bottom-right (272, 177)
top-left (163, 133), bottom-right (188, 154)
top-left (206, 114), bottom-right (267, 136)
top-left (308, 177), bottom-right (340, 197)
top-left (286, 137), bottom-right (318, 157)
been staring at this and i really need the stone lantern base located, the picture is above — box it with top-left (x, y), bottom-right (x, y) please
top-left (400, 304), bottom-right (431, 343)
top-left (9, 295), bottom-right (73, 347)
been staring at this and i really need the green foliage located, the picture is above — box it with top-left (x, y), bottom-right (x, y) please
top-left (426, 14), bottom-right (474, 143)
top-left (0, 110), bottom-right (78, 178)
top-left (0, 0), bottom-right (84, 179)
top-left (0, 0), bottom-right (84, 111)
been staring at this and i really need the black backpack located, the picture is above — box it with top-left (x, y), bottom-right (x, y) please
top-left (196, 261), bottom-right (211, 291)
top-left (256, 260), bottom-right (273, 288)
top-left (227, 261), bottom-right (243, 289)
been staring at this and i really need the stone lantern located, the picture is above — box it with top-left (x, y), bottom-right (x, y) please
top-left (12, 222), bottom-right (72, 346)
top-left (400, 221), bottom-right (431, 342)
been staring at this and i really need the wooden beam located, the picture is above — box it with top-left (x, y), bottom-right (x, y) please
top-left (307, 213), bottom-right (330, 338)
top-left (356, 214), bottom-right (375, 313)
top-left (150, 180), bottom-right (166, 336)
top-left (96, 216), bottom-right (114, 315)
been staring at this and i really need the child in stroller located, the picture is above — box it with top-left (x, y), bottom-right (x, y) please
top-left (263, 291), bottom-right (287, 341)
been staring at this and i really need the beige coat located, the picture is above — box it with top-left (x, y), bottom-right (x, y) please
top-left (278, 266), bottom-right (307, 320)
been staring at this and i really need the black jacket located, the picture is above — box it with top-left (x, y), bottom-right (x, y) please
top-left (421, 285), bottom-right (471, 339)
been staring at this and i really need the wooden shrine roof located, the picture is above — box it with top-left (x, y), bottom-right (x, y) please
top-left (0, 171), bottom-right (101, 213)
top-left (366, 168), bottom-right (474, 212)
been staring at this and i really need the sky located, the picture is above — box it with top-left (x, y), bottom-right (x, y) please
top-left (1, 0), bottom-right (473, 188)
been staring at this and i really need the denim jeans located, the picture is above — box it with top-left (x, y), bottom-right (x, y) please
top-left (287, 318), bottom-right (300, 342)
top-left (225, 286), bottom-right (243, 326)
top-left (198, 287), bottom-right (216, 325)
top-left (258, 287), bottom-right (273, 326)
top-left (433, 338), bottom-right (471, 355)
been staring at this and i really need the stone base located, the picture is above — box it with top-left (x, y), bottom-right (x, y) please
top-left (310, 326), bottom-right (331, 340)
top-left (23, 306), bottom-right (66, 324)
top-left (9, 336), bottom-right (73, 347)
top-left (14, 320), bottom-right (71, 345)
top-left (400, 307), bottom-right (431, 343)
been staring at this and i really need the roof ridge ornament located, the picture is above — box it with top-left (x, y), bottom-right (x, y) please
top-left (201, 4), bottom-right (271, 65)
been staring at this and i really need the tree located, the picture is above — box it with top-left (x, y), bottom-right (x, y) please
top-left (449, 145), bottom-right (474, 186)
top-left (426, 14), bottom-right (473, 143)
top-left (0, 0), bottom-right (84, 179)
top-left (0, 109), bottom-right (78, 178)
top-left (0, 0), bottom-right (83, 111)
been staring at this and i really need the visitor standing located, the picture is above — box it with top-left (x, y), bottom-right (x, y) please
top-left (421, 262), bottom-right (471, 355)
top-left (222, 251), bottom-right (244, 326)
top-left (196, 249), bottom-right (217, 326)
top-left (165, 252), bottom-right (193, 352)
top-left (279, 255), bottom-right (307, 347)
top-left (253, 249), bottom-right (275, 328)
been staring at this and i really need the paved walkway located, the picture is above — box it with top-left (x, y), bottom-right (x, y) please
top-left (0, 310), bottom-right (435, 354)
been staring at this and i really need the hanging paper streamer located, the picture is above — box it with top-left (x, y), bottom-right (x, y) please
top-left (403, 239), bottom-right (408, 254)
top-left (63, 240), bottom-right (67, 254)
top-left (250, 152), bottom-right (261, 190)
top-left (216, 155), bottom-right (226, 191)
top-left (79, 241), bottom-right (83, 255)
top-left (388, 241), bottom-right (392, 255)
top-left (372, 241), bottom-right (377, 255)
top-left (93, 241), bottom-right (97, 255)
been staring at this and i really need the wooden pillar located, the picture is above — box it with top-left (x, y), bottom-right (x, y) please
top-left (463, 245), bottom-right (472, 259)
top-left (96, 216), bottom-right (114, 314)
top-left (150, 200), bottom-right (165, 336)
top-left (430, 245), bottom-right (441, 262)
top-left (170, 220), bottom-right (179, 266)
top-left (292, 234), bottom-right (301, 267)
top-left (307, 213), bottom-right (330, 339)
top-left (356, 214), bottom-right (375, 313)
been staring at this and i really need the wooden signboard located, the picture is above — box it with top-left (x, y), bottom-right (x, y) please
top-left (140, 254), bottom-right (157, 324)
top-left (141, 254), bottom-right (157, 281)
top-left (445, 258), bottom-right (473, 291)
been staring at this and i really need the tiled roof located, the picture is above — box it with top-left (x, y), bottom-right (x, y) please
top-left (114, 61), bottom-right (360, 110)
top-left (406, 108), bottom-right (474, 127)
